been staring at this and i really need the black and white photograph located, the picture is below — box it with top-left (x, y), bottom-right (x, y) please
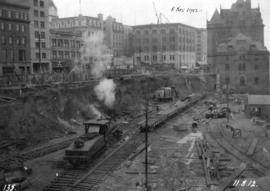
top-left (0, 0), bottom-right (270, 190)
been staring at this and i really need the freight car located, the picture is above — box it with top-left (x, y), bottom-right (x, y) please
top-left (155, 87), bottom-right (175, 102)
top-left (64, 119), bottom-right (112, 166)
top-left (139, 94), bottom-right (206, 132)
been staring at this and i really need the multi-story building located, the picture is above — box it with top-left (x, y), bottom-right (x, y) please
top-left (207, 0), bottom-right (264, 72)
top-left (50, 14), bottom-right (132, 58)
top-left (196, 28), bottom-right (207, 64)
top-left (48, 0), bottom-right (57, 23)
top-left (50, 29), bottom-right (82, 72)
top-left (0, 0), bottom-right (31, 76)
top-left (132, 23), bottom-right (197, 70)
top-left (216, 33), bottom-right (269, 93)
top-left (29, 0), bottom-right (51, 74)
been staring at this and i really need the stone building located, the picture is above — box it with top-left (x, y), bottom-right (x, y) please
top-left (196, 28), bottom-right (207, 64)
top-left (49, 29), bottom-right (82, 72)
top-left (207, 0), bottom-right (264, 72)
top-left (216, 33), bottom-right (269, 93)
top-left (0, 0), bottom-right (31, 76)
top-left (133, 23), bottom-right (197, 71)
top-left (29, 0), bottom-right (52, 74)
top-left (50, 14), bottom-right (132, 58)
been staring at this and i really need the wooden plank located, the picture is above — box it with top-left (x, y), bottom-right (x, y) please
top-left (247, 138), bottom-right (258, 156)
top-left (221, 163), bottom-right (246, 191)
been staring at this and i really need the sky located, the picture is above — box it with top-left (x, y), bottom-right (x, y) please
top-left (53, 0), bottom-right (270, 49)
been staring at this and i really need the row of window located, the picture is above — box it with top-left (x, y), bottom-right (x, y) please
top-left (35, 52), bottom-right (46, 59)
top-left (136, 45), bottom-right (195, 52)
top-left (52, 19), bottom-right (102, 29)
top-left (137, 37), bottom-right (195, 44)
top-left (1, 36), bottom-right (26, 45)
top-left (33, 10), bottom-right (45, 17)
top-left (139, 55), bottom-right (177, 61)
top-left (225, 63), bottom-right (260, 71)
top-left (34, 20), bottom-right (45, 28)
top-left (225, 76), bottom-right (260, 85)
top-left (33, 0), bottom-right (45, 8)
top-left (34, 31), bottom-right (46, 39)
top-left (52, 51), bottom-right (80, 59)
top-left (1, 49), bottom-right (26, 62)
top-left (0, 9), bottom-right (29, 20)
top-left (51, 39), bottom-right (81, 49)
top-left (136, 28), bottom-right (196, 37)
top-left (0, 22), bottom-right (25, 32)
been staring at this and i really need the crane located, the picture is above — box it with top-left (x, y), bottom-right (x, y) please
top-left (152, 2), bottom-right (160, 24)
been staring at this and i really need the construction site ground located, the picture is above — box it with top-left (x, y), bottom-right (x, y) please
top-left (97, 96), bottom-right (270, 191)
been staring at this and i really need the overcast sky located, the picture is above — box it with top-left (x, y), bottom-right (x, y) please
top-left (53, 0), bottom-right (270, 49)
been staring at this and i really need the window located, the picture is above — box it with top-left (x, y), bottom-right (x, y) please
top-left (152, 30), bottom-right (157, 34)
top-left (35, 42), bottom-right (40, 48)
top-left (240, 76), bottom-right (245, 86)
top-left (40, 1), bottom-right (44, 7)
top-left (8, 10), bottom-right (11, 18)
top-left (40, 11), bottom-right (45, 17)
top-left (34, 10), bottom-right (38, 17)
top-left (42, 53), bottom-right (46, 59)
top-left (21, 25), bottom-right (25, 32)
top-left (163, 55), bottom-right (166, 60)
top-left (1, 23), bottom-right (4, 30)
top-left (15, 12), bottom-right (19, 19)
top-left (161, 29), bottom-right (166, 34)
top-left (152, 45), bottom-right (157, 52)
top-left (238, 63), bottom-right (246, 71)
top-left (16, 24), bottom-right (19, 31)
top-left (21, 37), bottom-right (25, 45)
top-left (18, 50), bottom-right (26, 61)
top-left (144, 30), bottom-right (149, 35)
top-left (64, 40), bottom-right (69, 47)
top-left (162, 46), bottom-right (166, 51)
top-left (0, 9), bottom-right (2, 16)
top-left (10, 50), bottom-right (14, 61)
top-left (9, 37), bottom-right (13, 44)
top-left (52, 51), bottom-right (57, 59)
top-left (34, 0), bottom-right (38, 6)
top-left (169, 55), bottom-right (175, 61)
top-left (65, 51), bottom-right (69, 58)
top-left (35, 52), bottom-right (40, 59)
top-left (8, 23), bottom-right (12, 31)
top-left (254, 77), bottom-right (259, 84)
top-left (40, 32), bottom-right (45, 39)
top-left (41, 42), bottom-right (45, 48)
top-left (34, 21), bottom-right (39, 28)
top-left (58, 51), bottom-right (63, 59)
top-left (152, 55), bottom-right (157, 61)
top-left (40, 21), bottom-right (45, 28)
top-left (35, 31), bottom-right (39, 38)
top-left (16, 37), bottom-right (20, 45)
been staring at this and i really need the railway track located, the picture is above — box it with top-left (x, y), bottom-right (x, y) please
top-left (43, 95), bottom-right (206, 191)
top-left (208, 125), bottom-right (268, 177)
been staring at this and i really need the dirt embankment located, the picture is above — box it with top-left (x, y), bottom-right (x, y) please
top-left (0, 75), bottom-right (215, 149)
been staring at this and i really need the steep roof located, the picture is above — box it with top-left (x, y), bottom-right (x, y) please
top-left (210, 9), bottom-right (222, 24)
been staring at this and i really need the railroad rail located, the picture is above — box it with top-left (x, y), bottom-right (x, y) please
top-left (208, 125), bottom-right (268, 177)
top-left (43, 94), bottom-right (206, 191)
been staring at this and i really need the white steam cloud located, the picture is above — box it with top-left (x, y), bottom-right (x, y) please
top-left (94, 78), bottom-right (116, 108)
top-left (89, 104), bottom-right (102, 119)
top-left (81, 32), bottom-right (112, 78)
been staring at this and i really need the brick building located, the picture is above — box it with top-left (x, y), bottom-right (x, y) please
top-left (30, 0), bottom-right (52, 74)
top-left (207, 0), bottom-right (264, 72)
top-left (0, 0), bottom-right (31, 76)
top-left (50, 29), bottom-right (82, 72)
top-left (132, 23), bottom-right (197, 71)
top-left (216, 33), bottom-right (269, 93)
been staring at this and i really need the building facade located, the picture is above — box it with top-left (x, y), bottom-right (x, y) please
top-left (216, 33), bottom-right (269, 93)
top-left (196, 28), bottom-right (207, 64)
top-left (0, 0), bottom-right (31, 76)
top-left (207, 0), bottom-right (264, 72)
top-left (50, 29), bottom-right (82, 72)
top-left (29, 0), bottom-right (51, 74)
top-left (50, 14), bottom-right (132, 58)
top-left (132, 23), bottom-right (197, 71)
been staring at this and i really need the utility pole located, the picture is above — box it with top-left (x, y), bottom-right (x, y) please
top-left (144, 98), bottom-right (149, 191)
top-left (226, 81), bottom-right (229, 122)
top-left (38, 32), bottom-right (41, 72)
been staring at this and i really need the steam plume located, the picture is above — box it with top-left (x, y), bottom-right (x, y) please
top-left (94, 79), bottom-right (116, 108)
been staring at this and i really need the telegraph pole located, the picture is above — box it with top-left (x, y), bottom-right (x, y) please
top-left (145, 98), bottom-right (149, 191)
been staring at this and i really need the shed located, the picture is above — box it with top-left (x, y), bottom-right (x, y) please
top-left (245, 95), bottom-right (270, 119)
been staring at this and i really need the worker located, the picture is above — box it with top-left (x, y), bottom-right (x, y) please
top-left (84, 125), bottom-right (89, 134)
